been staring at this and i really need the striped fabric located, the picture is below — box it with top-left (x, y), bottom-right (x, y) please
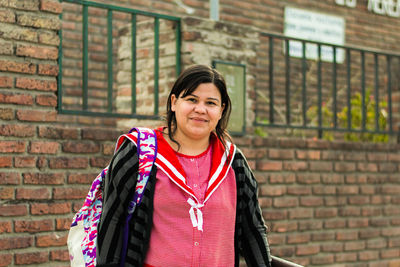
top-left (97, 140), bottom-right (272, 267)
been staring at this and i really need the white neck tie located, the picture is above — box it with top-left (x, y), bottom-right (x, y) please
top-left (187, 198), bottom-right (204, 231)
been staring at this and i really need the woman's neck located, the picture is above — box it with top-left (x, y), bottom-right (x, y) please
top-left (165, 131), bottom-right (210, 156)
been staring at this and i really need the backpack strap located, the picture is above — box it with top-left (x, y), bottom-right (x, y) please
top-left (68, 127), bottom-right (157, 267)
top-left (120, 127), bottom-right (157, 267)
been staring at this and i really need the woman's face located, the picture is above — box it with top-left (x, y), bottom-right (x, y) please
top-left (171, 83), bottom-right (224, 142)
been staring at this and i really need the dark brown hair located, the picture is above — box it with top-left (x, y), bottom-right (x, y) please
top-left (166, 64), bottom-right (232, 148)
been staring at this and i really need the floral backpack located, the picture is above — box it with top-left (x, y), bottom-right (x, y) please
top-left (67, 127), bottom-right (157, 267)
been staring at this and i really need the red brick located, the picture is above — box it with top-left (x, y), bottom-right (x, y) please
top-left (14, 219), bottom-right (53, 233)
top-left (268, 149), bottom-right (294, 159)
top-left (367, 238), bottom-right (387, 249)
top-left (23, 172), bottom-right (64, 185)
top-left (49, 157), bottom-right (88, 169)
top-left (0, 140), bottom-right (25, 153)
top-left (0, 172), bottom-right (20, 184)
top-left (359, 250), bottom-right (379, 261)
top-left (9, 0), bottom-right (39, 10)
top-left (337, 186), bottom-right (359, 195)
top-left (0, 124), bottom-right (35, 137)
top-left (271, 221), bottom-right (298, 233)
top-left (53, 187), bottom-right (90, 200)
top-left (16, 77), bottom-right (57, 91)
top-left (36, 233), bottom-right (67, 247)
top-left (381, 185), bottom-right (400, 195)
top-left (283, 161), bottom-right (308, 171)
top-left (0, 236), bottom-right (32, 250)
top-left (288, 233), bottom-right (310, 244)
top-left (16, 188), bottom-right (50, 200)
top-left (269, 173), bottom-right (295, 184)
top-left (273, 197), bottom-right (298, 208)
top-left (0, 204), bottom-right (27, 216)
top-left (311, 255), bottom-right (334, 265)
top-left (15, 251), bottom-right (48, 265)
top-left (321, 242), bottom-right (343, 252)
top-left (0, 76), bottom-right (13, 87)
top-left (296, 150), bottom-right (320, 160)
top-left (262, 210), bottom-right (287, 220)
top-left (40, 0), bottom-right (63, 14)
top-left (300, 196), bottom-right (323, 207)
top-left (296, 244), bottom-right (320, 255)
top-left (298, 221), bottom-right (323, 231)
top-left (0, 221), bottom-right (12, 233)
top-left (336, 231), bottom-right (358, 241)
top-left (260, 185), bottom-right (286, 196)
top-left (344, 241), bottom-right (366, 251)
top-left (287, 186), bottom-right (311, 195)
top-left (0, 108), bottom-right (14, 120)
top-left (312, 232), bottom-right (335, 241)
top-left (381, 248), bottom-right (400, 259)
top-left (0, 156), bottom-right (13, 167)
top-left (36, 94), bottom-right (57, 106)
top-left (31, 202), bottom-right (71, 215)
top-left (81, 128), bottom-right (121, 141)
top-left (90, 156), bottom-right (109, 167)
top-left (38, 126), bottom-right (79, 139)
top-left (14, 156), bottom-right (36, 168)
top-left (256, 160), bottom-right (282, 171)
top-left (0, 60), bottom-right (36, 74)
top-left (103, 143), bottom-right (115, 155)
top-left (62, 141), bottom-right (100, 153)
top-left (357, 162), bottom-right (378, 172)
top-left (289, 208), bottom-right (313, 219)
top-left (0, 253), bottom-right (12, 266)
top-left (56, 217), bottom-right (72, 230)
top-left (309, 161), bottom-right (333, 171)
top-left (29, 141), bottom-right (59, 154)
top-left (312, 185), bottom-right (336, 195)
top-left (50, 249), bottom-right (69, 261)
top-left (335, 252), bottom-right (357, 262)
top-left (267, 234), bottom-right (286, 245)
top-left (0, 92), bottom-right (33, 105)
top-left (38, 63), bottom-right (58, 76)
top-left (0, 187), bottom-right (13, 199)
top-left (296, 173), bottom-right (320, 184)
top-left (16, 44), bottom-right (58, 60)
top-left (382, 227), bottom-right (400, 237)
top-left (334, 162), bottom-right (356, 172)
top-left (68, 173), bottom-right (97, 184)
top-left (315, 207), bottom-right (338, 218)
top-left (16, 109), bottom-right (57, 122)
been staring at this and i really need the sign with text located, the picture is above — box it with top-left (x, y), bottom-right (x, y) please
top-left (284, 7), bottom-right (345, 63)
top-left (212, 61), bottom-right (246, 135)
top-left (336, 0), bottom-right (400, 18)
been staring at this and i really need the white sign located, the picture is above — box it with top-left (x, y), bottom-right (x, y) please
top-left (284, 7), bottom-right (345, 63)
top-left (336, 0), bottom-right (400, 18)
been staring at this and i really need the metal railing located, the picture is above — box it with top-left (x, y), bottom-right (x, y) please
top-left (58, 0), bottom-right (181, 119)
top-left (256, 32), bottom-right (400, 140)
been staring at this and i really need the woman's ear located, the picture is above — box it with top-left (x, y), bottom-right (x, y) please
top-left (170, 94), bottom-right (177, 112)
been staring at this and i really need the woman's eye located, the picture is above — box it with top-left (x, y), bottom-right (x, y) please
top-left (187, 98), bottom-right (196, 102)
top-left (207, 101), bottom-right (217, 106)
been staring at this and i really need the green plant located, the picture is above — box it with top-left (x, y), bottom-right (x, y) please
top-left (337, 89), bottom-right (388, 142)
top-left (307, 89), bottom-right (388, 142)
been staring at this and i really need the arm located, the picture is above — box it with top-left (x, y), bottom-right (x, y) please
top-left (233, 150), bottom-right (272, 267)
top-left (97, 140), bottom-right (139, 266)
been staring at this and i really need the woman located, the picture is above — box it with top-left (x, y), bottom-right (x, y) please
top-left (97, 65), bottom-right (271, 267)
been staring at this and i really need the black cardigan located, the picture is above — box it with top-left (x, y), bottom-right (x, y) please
top-left (97, 140), bottom-right (272, 267)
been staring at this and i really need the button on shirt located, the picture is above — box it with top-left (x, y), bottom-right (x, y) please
top-left (145, 142), bottom-right (237, 267)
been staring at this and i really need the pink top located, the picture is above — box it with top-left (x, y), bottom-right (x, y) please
top-left (145, 136), bottom-right (237, 267)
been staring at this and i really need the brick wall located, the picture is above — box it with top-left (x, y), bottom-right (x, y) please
top-left (1, 0), bottom-right (400, 267)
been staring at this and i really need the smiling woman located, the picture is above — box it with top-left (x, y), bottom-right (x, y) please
top-left (95, 65), bottom-right (272, 267)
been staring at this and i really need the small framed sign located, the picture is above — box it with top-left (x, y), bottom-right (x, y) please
top-left (212, 60), bottom-right (246, 135)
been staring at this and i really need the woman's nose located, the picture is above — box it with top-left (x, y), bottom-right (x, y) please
top-left (193, 102), bottom-right (206, 113)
